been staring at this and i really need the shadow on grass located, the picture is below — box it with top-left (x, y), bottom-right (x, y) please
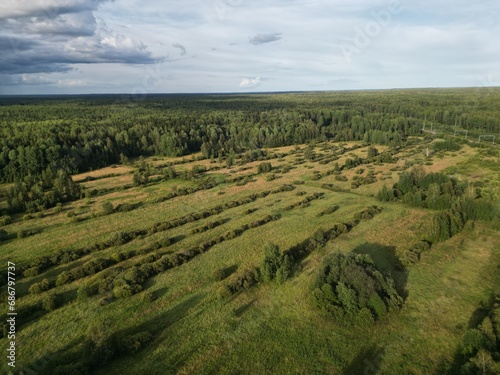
top-left (24, 292), bottom-right (206, 375)
top-left (233, 299), bottom-right (256, 317)
top-left (342, 345), bottom-right (385, 375)
top-left (352, 242), bottom-right (409, 300)
top-left (223, 264), bottom-right (238, 279)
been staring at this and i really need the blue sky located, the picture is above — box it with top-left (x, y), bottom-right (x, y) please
top-left (0, 0), bottom-right (499, 95)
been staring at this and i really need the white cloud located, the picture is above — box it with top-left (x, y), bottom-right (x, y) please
top-left (240, 77), bottom-right (261, 89)
top-left (1, 0), bottom-right (499, 93)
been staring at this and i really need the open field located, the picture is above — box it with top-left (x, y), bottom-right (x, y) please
top-left (0, 91), bottom-right (499, 374)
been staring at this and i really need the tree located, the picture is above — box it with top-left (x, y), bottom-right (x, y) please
top-left (367, 146), bottom-right (379, 158)
top-left (259, 243), bottom-right (292, 283)
top-left (377, 185), bottom-right (393, 202)
top-left (102, 202), bottom-right (114, 215)
top-left (257, 162), bottom-right (272, 174)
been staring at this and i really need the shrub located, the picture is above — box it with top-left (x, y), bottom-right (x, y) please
top-left (56, 271), bottom-right (73, 286)
top-left (312, 252), bottom-right (403, 320)
top-left (102, 201), bottom-right (114, 215)
top-left (0, 215), bottom-right (12, 226)
top-left (259, 243), bottom-right (293, 283)
top-left (113, 284), bottom-right (134, 299)
top-left (257, 162), bottom-right (272, 173)
top-left (217, 285), bottom-right (232, 300)
top-left (120, 331), bottom-right (153, 354)
top-left (23, 267), bottom-right (40, 278)
top-left (77, 284), bottom-right (94, 300)
top-left (29, 279), bottom-right (50, 294)
top-left (212, 268), bottom-right (226, 281)
top-left (141, 291), bottom-right (155, 303)
top-left (42, 293), bottom-right (58, 311)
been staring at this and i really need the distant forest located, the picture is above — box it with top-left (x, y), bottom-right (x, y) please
top-left (1, 89), bottom-right (498, 183)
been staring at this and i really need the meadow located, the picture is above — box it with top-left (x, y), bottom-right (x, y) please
top-left (0, 90), bottom-right (499, 374)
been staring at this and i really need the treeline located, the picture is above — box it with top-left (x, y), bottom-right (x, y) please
top-left (2, 89), bottom-right (498, 182)
top-left (377, 166), bottom-right (467, 209)
top-left (6, 169), bottom-right (81, 213)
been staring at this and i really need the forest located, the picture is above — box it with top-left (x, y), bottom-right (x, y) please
top-left (0, 88), bottom-right (499, 374)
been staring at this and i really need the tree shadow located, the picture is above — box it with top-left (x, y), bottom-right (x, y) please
top-left (24, 292), bottom-right (206, 374)
top-left (467, 293), bottom-right (496, 329)
top-left (439, 292), bottom-right (498, 374)
top-left (153, 286), bottom-right (169, 299)
top-left (352, 242), bottom-right (409, 300)
top-left (233, 299), bottom-right (256, 317)
top-left (343, 345), bottom-right (385, 375)
top-left (223, 264), bottom-right (238, 279)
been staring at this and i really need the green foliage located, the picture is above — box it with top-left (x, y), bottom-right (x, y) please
top-left (432, 139), bottom-right (461, 152)
top-left (257, 162), bottom-right (273, 174)
top-left (29, 278), bottom-right (50, 294)
top-left (102, 201), bottom-right (114, 215)
top-left (367, 146), bottom-right (379, 158)
top-left (259, 243), bottom-right (293, 284)
top-left (41, 293), bottom-right (58, 311)
top-left (212, 268), bottom-right (226, 281)
top-left (377, 185), bottom-right (394, 202)
top-left (0, 215), bottom-right (12, 226)
top-left (120, 331), bottom-right (153, 354)
top-left (313, 252), bottom-right (403, 320)
top-left (6, 169), bottom-right (81, 214)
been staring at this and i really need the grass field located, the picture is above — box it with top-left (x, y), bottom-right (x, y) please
top-left (0, 138), bottom-right (498, 374)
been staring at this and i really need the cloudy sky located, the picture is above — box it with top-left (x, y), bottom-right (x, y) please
top-left (0, 0), bottom-right (499, 95)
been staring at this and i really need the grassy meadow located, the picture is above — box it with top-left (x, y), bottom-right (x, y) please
top-left (1, 135), bottom-right (499, 374)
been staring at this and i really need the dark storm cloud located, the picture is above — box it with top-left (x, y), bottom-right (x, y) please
top-left (0, 0), bottom-right (157, 77)
top-left (249, 32), bottom-right (282, 45)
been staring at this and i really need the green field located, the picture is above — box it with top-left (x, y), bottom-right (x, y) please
top-left (0, 91), bottom-right (499, 374)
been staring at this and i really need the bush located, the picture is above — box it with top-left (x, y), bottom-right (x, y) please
top-left (120, 331), bottom-right (153, 354)
top-left (212, 268), bottom-right (226, 281)
top-left (257, 162), bottom-right (272, 173)
top-left (29, 279), bottom-right (50, 294)
top-left (41, 293), bottom-right (58, 311)
top-left (313, 252), bottom-right (403, 320)
top-left (217, 285), bottom-right (232, 300)
top-left (141, 291), bottom-right (155, 303)
top-left (77, 284), bottom-right (94, 300)
top-left (56, 271), bottom-right (73, 286)
top-left (102, 201), bottom-right (114, 215)
top-left (259, 243), bottom-right (293, 283)
top-left (23, 267), bottom-right (40, 278)
top-left (0, 215), bottom-right (12, 226)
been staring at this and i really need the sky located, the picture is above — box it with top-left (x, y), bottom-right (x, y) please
top-left (0, 0), bottom-right (499, 95)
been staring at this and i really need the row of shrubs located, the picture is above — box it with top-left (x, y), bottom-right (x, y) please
top-left (220, 207), bottom-right (383, 298)
top-left (402, 241), bottom-right (432, 266)
top-left (52, 327), bottom-right (153, 374)
top-left (284, 192), bottom-right (325, 210)
top-left (148, 179), bottom-right (219, 204)
top-left (82, 214), bottom-right (283, 301)
top-left (320, 183), bottom-right (349, 193)
top-left (317, 205), bottom-right (340, 217)
top-left (190, 218), bottom-right (229, 234)
top-left (350, 173), bottom-right (377, 189)
top-left (20, 184), bottom-right (296, 279)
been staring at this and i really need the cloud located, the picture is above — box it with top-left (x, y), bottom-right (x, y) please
top-left (249, 33), bottom-right (282, 45)
top-left (0, 0), bottom-right (158, 77)
top-left (240, 77), bottom-right (261, 89)
top-left (172, 43), bottom-right (187, 56)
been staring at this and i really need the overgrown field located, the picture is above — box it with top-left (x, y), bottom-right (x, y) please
top-left (0, 91), bottom-right (499, 374)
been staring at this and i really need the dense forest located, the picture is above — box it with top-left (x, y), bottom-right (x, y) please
top-left (1, 89), bottom-right (498, 185)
